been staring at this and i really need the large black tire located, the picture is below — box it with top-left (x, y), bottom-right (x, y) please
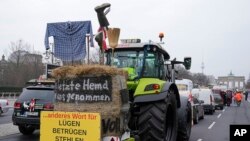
top-left (137, 91), bottom-right (178, 141)
top-left (177, 97), bottom-right (192, 141)
top-left (200, 110), bottom-right (204, 120)
top-left (18, 125), bottom-right (35, 135)
top-left (209, 109), bottom-right (214, 115)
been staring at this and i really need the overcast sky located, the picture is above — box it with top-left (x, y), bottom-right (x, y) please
top-left (0, 0), bottom-right (250, 79)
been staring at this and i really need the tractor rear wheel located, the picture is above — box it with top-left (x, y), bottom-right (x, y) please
top-left (137, 91), bottom-right (177, 141)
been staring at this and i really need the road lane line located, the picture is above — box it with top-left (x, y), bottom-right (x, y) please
top-left (208, 121), bottom-right (216, 129)
top-left (197, 139), bottom-right (203, 141)
top-left (222, 107), bottom-right (227, 112)
top-left (217, 113), bottom-right (222, 118)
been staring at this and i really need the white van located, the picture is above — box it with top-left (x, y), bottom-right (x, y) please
top-left (176, 79), bottom-right (193, 92)
top-left (192, 88), bottom-right (215, 115)
top-left (176, 79), bottom-right (194, 102)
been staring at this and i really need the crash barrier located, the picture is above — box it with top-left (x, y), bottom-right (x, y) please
top-left (0, 92), bottom-right (20, 99)
top-left (51, 65), bottom-right (129, 138)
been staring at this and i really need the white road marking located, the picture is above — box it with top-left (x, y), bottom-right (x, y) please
top-left (217, 113), bottom-right (222, 118)
top-left (222, 109), bottom-right (225, 112)
top-left (197, 139), bottom-right (203, 141)
top-left (208, 121), bottom-right (216, 129)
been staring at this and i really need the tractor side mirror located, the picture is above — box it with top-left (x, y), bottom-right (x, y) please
top-left (183, 57), bottom-right (191, 70)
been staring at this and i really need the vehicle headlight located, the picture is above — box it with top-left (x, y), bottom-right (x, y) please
top-left (144, 84), bottom-right (160, 91)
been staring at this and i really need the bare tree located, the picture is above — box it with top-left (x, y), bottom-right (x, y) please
top-left (4, 39), bottom-right (44, 87)
top-left (175, 65), bottom-right (193, 80)
top-left (174, 63), bottom-right (211, 87)
top-left (8, 39), bottom-right (30, 68)
top-left (23, 53), bottom-right (44, 80)
top-left (191, 73), bottom-right (210, 87)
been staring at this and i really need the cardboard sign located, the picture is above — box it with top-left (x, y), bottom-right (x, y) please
top-left (55, 76), bottom-right (112, 103)
top-left (40, 111), bottom-right (101, 141)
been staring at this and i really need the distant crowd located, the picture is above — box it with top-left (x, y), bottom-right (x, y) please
top-left (219, 89), bottom-right (248, 106)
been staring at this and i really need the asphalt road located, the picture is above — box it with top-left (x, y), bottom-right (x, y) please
top-left (190, 99), bottom-right (250, 141)
top-left (0, 108), bottom-right (13, 124)
top-left (0, 131), bottom-right (40, 141)
top-left (0, 99), bottom-right (250, 141)
top-left (0, 99), bottom-right (15, 124)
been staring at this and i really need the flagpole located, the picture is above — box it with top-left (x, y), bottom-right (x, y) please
top-left (86, 34), bottom-right (90, 64)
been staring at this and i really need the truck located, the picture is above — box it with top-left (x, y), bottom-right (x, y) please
top-left (105, 39), bottom-right (192, 141)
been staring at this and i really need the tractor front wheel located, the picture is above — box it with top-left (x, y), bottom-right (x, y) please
top-left (137, 91), bottom-right (178, 141)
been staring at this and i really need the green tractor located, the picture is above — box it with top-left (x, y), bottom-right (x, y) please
top-left (105, 39), bottom-right (192, 141)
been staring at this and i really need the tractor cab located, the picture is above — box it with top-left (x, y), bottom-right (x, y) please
top-left (106, 39), bottom-right (170, 81)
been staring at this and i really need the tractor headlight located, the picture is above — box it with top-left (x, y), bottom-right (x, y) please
top-left (144, 84), bottom-right (160, 91)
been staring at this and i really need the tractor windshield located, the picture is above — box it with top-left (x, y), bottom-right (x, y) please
top-left (108, 50), bottom-right (160, 80)
top-left (144, 53), bottom-right (159, 77)
top-left (112, 51), bottom-right (143, 80)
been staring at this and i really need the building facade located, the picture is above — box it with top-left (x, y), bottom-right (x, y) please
top-left (217, 71), bottom-right (245, 90)
top-left (0, 55), bottom-right (8, 85)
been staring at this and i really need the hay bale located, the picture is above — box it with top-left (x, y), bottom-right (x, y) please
top-left (53, 65), bottom-right (129, 137)
top-left (52, 64), bottom-right (128, 79)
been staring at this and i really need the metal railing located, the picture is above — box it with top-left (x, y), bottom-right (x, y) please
top-left (0, 92), bottom-right (20, 99)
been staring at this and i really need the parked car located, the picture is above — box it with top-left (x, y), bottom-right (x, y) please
top-left (213, 93), bottom-right (224, 110)
top-left (192, 97), bottom-right (205, 124)
top-left (0, 99), bottom-right (10, 115)
top-left (192, 88), bottom-right (215, 115)
top-left (12, 85), bottom-right (55, 135)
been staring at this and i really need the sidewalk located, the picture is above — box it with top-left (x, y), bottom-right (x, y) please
top-left (0, 123), bottom-right (18, 137)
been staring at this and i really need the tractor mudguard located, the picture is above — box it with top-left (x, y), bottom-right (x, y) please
top-left (134, 82), bottom-right (181, 108)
